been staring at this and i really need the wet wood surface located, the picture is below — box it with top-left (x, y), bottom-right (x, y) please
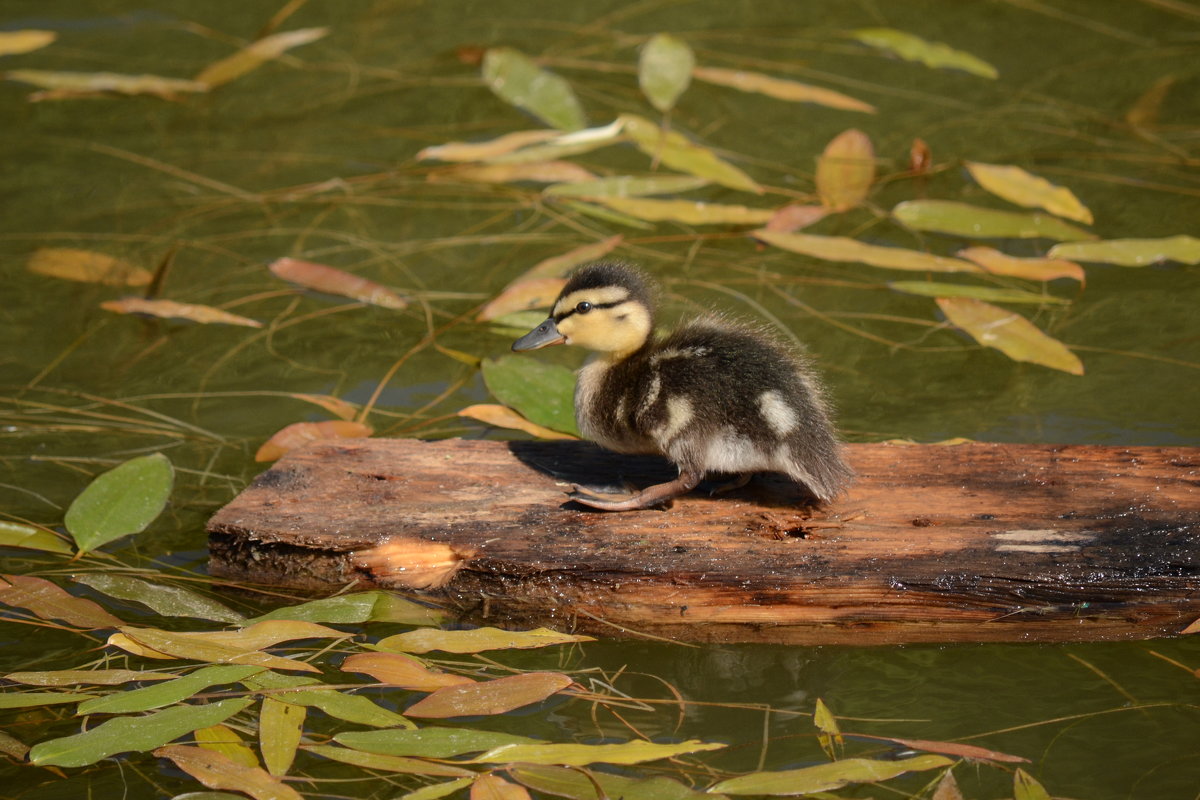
top-left (207, 438), bottom-right (1200, 645)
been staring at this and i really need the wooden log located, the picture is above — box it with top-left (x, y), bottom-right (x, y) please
top-left (207, 439), bottom-right (1200, 645)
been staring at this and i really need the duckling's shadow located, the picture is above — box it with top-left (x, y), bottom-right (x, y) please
top-left (507, 440), bottom-right (818, 510)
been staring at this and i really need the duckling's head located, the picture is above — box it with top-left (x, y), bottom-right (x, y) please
top-left (512, 262), bottom-right (656, 357)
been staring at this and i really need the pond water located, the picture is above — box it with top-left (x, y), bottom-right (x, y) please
top-left (2, 1), bottom-right (1198, 798)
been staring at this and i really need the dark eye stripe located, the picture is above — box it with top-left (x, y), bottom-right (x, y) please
top-left (554, 299), bottom-right (625, 322)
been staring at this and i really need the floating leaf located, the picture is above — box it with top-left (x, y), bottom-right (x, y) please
top-left (341, 652), bottom-right (475, 691)
top-left (5, 69), bottom-right (207, 99)
top-left (0, 521), bottom-right (72, 554)
top-left (0, 691), bottom-right (98, 709)
top-left (255, 420), bottom-right (373, 462)
top-left (853, 733), bottom-right (1029, 763)
top-left (639, 34), bottom-right (694, 113)
top-left (965, 162), bottom-right (1092, 224)
top-left (242, 669), bottom-right (414, 729)
top-left (155, 745), bottom-right (303, 800)
top-left (77, 665), bottom-right (262, 716)
top-left (402, 778), bottom-right (476, 799)
top-left (28, 697), bottom-right (252, 767)
top-left (376, 626), bottom-right (594, 655)
top-left (813, 698), bottom-right (843, 758)
top-left (692, 65), bottom-right (874, 113)
top-left (259, 698), bottom-right (304, 776)
top-left (936, 297), bottom-right (1083, 375)
top-left (510, 764), bottom-right (717, 800)
top-left (64, 453), bottom-right (173, 553)
top-left (269, 257), bottom-right (408, 309)
top-left (111, 622), bottom-right (345, 672)
top-left (764, 204), bottom-right (830, 233)
top-left (0, 574), bottom-right (124, 629)
top-left (482, 47), bottom-right (586, 131)
top-left (0, 731), bottom-right (29, 761)
top-left (476, 278), bottom-right (568, 322)
top-left (816, 129), bottom-right (875, 211)
top-left (851, 29), bottom-right (997, 79)
top-left (247, 591), bottom-right (444, 627)
top-left (890, 281), bottom-right (1068, 304)
top-left (101, 298), bottom-right (264, 328)
top-left (419, 130), bottom-right (561, 162)
top-left (957, 247), bottom-right (1084, 282)
top-left (620, 113), bottom-right (761, 193)
top-left (406, 672), bottom-right (573, 719)
top-left (515, 236), bottom-right (624, 281)
top-left (336, 728), bottom-right (540, 759)
top-left (1048, 235), bottom-right (1200, 266)
top-left (4, 669), bottom-right (172, 687)
top-left (0, 30), bottom-right (56, 56)
top-left (753, 229), bottom-right (980, 273)
top-left (195, 724), bottom-right (259, 769)
top-left (458, 404), bottom-right (578, 440)
top-left (27, 247), bottom-right (152, 286)
top-left (195, 28), bottom-right (328, 88)
top-left (1126, 74), bottom-right (1178, 128)
top-left (580, 197), bottom-right (775, 226)
top-left (472, 774), bottom-right (532, 800)
top-left (1013, 768), bottom-right (1053, 800)
top-left (544, 175), bottom-right (709, 198)
top-left (305, 744), bottom-right (473, 776)
top-left (932, 771), bottom-right (964, 800)
top-left (429, 161), bottom-right (597, 185)
top-left (711, 754), bottom-right (953, 795)
top-left (75, 574), bottom-right (245, 623)
top-left (559, 199), bottom-right (655, 230)
top-left (893, 200), bottom-right (1095, 241)
top-left (486, 121), bottom-right (626, 164)
top-left (468, 739), bottom-right (725, 766)
top-left (482, 356), bottom-right (579, 436)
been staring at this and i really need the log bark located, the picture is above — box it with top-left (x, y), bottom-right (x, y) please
top-left (207, 439), bottom-right (1200, 645)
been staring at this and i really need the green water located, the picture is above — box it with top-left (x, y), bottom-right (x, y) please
top-left (2, 1), bottom-right (1198, 797)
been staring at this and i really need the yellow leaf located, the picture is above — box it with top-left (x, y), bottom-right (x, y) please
top-left (269, 257), bottom-right (407, 309)
top-left (429, 160), bottom-right (596, 184)
top-left (852, 28), bottom-right (997, 79)
top-left (255, 420), bottom-right (373, 462)
top-left (965, 162), bottom-right (1093, 225)
top-left (476, 279), bottom-right (567, 322)
top-left (194, 724), bottom-right (259, 769)
top-left (936, 297), bottom-right (1083, 375)
top-left (340, 652), bottom-right (476, 691)
top-left (693, 65), bottom-right (875, 113)
top-left (418, 130), bottom-right (560, 162)
top-left (816, 129), bottom-right (875, 211)
top-left (957, 247), bottom-right (1084, 283)
top-left (154, 745), bottom-right (303, 800)
top-left (5, 69), bottom-right (207, 99)
top-left (754, 229), bottom-right (980, 273)
top-left (27, 247), bottom-right (152, 286)
top-left (406, 672), bottom-right (573, 719)
top-left (259, 698), bottom-right (305, 776)
top-left (196, 27), bottom-right (328, 87)
top-left (1048, 235), bottom-right (1200, 267)
top-left (620, 113), bottom-right (761, 193)
top-left (0, 30), bottom-right (56, 56)
top-left (468, 739), bottom-right (725, 766)
top-left (457, 404), bottom-right (577, 440)
top-left (376, 626), bottom-right (593, 655)
top-left (100, 297), bottom-right (263, 328)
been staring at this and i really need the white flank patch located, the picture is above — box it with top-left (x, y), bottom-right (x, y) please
top-left (654, 395), bottom-right (694, 442)
top-left (758, 390), bottom-right (799, 436)
top-left (700, 427), bottom-right (767, 473)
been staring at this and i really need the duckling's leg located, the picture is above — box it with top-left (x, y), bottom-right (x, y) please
top-left (569, 470), bottom-right (702, 511)
top-left (706, 473), bottom-right (752, 495)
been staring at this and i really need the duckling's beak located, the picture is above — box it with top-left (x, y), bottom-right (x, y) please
top-left (512, 318), bottom-right (566, 351)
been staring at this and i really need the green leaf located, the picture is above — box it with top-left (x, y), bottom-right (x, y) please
top-left (889, 281), bottom-right (1068, 304)
top-left (376, 626), bottom-right (594, 654)
top-left (544, 174), bottom-right (709, 198)
top-left (813, 698), bottom-right (843, 758)
top-left (398, 778), bottom-right (475, 800)
top-left (335, 728), bottom-right (540, 759)
top-left (305, 744), bottom-right (474, 776)
top-left (259, 697), bottom-right (304, 776)
top-left (467, 739), bottom-right (725, 766)
top-left (242, 668), bottom-right (414, 728)
top-left (76, 665), bottom-right (262, 715)
top-left (639, 34), bottom-right (694, 112)
top-left (1013, 768), bottom-right (1053, 800)
top-left (482, 357), bottom-right (580, 436)
top-left (482, 47), bottom-right (586, 131)
top-left (557, 199), bottom-right (656, 230)
top-left (0, 691), bottom-right (99, 709)
top-left (75, 574), bottom-right (245, 624)
top-left (893, 200), bottom-right (1095, 241)
top-left (936, 297), bottom-right (1083, 375)
top-left (816, 129), bottom-right (875, 211)
top-left (851, 28), bottom-right (998, 79)
top-left (580, 196), bottom-right (774, 225)
top-left (0, 521), bottom-right (72, 554)
top-left (753, 230), bottom-right (980, 273)
top-left (4, 669), bottom-right (173, 687)
top-left (620, 113), bottom-right (761, 193)
top-left (510, 764), bottom-right (717, 800)
top-left (1048, 235), bottom-right (1200, 266)
top-left (965, 162), bottom-right (1093, 224)
top-left (28, 697), bottom-right (253, 767)
top-left (0, 573), bottom-right (124, 629)
top-left (405, 672), bottom-right (573, 718)
top-left (711, 755), bottom-right (954, 795)
top-left (64, 453), bottom-right (174, 553)
top-left (247, 590), bottom-right (442, 627)
top-left (0, 730), bottom-right (30, 761)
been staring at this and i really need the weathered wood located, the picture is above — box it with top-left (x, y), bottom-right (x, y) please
top-left (207, 439), bottom-right (1200, 645)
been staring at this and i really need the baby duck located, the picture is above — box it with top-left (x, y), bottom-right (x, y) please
top-left (512, 262), bottom-right (852, 511)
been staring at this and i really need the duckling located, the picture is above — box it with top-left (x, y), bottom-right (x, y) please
top-left (512, 261), bottom-right (852, 511)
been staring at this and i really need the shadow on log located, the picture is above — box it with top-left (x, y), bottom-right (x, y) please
top-left (207, 439), bottom-right (1200, 645)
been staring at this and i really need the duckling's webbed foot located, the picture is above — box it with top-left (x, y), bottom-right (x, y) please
top-left (568, 471), bottom-right (702, 512)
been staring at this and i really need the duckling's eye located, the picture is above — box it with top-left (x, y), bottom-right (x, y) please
top-left (575, 301), bottom-right (593, 314)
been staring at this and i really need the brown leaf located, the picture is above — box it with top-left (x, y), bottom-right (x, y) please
top-left (27, 247), bottom-right (152, 286)
top-left (255, 420), bottom-right (373, 462)
top-left (517, 236), bottom-right (624, 281)
top-left (957, 246), bottom-right (1084, 283)
top-left (932, 770), bottom-right (964, 800)
top-left (853, 732), bottom-right (1029, 763)
top-left (476, 278), bottom-right (567, 322)
top-left (692, 65), bottom-right (875, 113)
top-left (764, 204), bottom-right (829, 233)
top-left (909, 138), bottom-right (932, 175)
top-left (341, 652), bottom-right (475, 691)
top-left (457, 404), bottom-right (577, 440)
top-left (195, 28), bottom-right (328, 88)
top-left (154, 745), bottom-right (303, 800)
top-left (291, 393), bottom-right (357, 420)
top-left (0, 574), bottom-right (124, 629)
top-left (406, 672), bottom-right (574, 719)
top-left (472, 774), bottom-right (533, 800)
top-left (269, 257), bottom-right (407, 309)
top-left (100, 297), bottom-right (264, 328)
top-left (1180, 616), bottom-right (1200, 635)
top-left (354, 538), bottom-right (476, 590)
top-left (1126, 74), bottom-right (1178, 128)
top-left (816, 129), bottom-right (875, 211)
